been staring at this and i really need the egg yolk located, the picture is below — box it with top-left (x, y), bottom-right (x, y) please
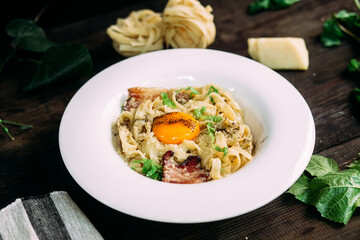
top-left (152, 112), bottom-right (200, 144)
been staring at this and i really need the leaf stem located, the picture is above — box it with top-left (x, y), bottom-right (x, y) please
top-left (34, 4), bottom-right (50, 23)
top-left (338, 154), bottom-right (360, 170)
top-left (0, 120), bottom-right (15, 140)
top-left (0, 48), bottom-right (17, 73)
top-left (334, 18), bottom-right (360, 43)
top-left (336, 22), bottom-right (360, 42)
top-left (13, 56), bottom-right (41, 65)
top-left (354, 0), bottom-right (360, 12)
top-left (1, 119), bottom-right (33, 130)
top-left (0, 118), bottom-right (33, 140)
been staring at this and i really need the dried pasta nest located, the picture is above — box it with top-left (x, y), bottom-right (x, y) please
top-left (163, 0), bottom-right (216, 49)
top-left (106, 0), bottom-right (216, 57)
top-left (106, 9), bottom-right (164, 57)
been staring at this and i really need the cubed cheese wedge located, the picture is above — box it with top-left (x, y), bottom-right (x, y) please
top-left (247, 37), bottom-right (309, 70)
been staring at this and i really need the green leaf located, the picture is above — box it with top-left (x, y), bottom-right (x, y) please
top-left (320, 10), bottom-right (360, 47)
top-left (177, 86), bottom-right (199, 98)
top-left (193, 106), bottom-right (207, 119)
top-left (356, 197), bottom-right (360, 207)
top-left (247, 0), bottom-right (300, 14)
top-left (152, 172), bottom-right (159, 180)
top-left (272, 0), bottom-right (300, 8)
top-left (133, 158), bottom-right (163, 181)
top-left (206, 86), bottom-right (219, 96)
top-left (303, 170), bottom-right (360, 224)
top-left (206, 122), bottom-right (216, 144)
top-left (289, 154), bottom-right (360, 224)
top-left (348, 160), bottom-right (360, 170)
top-left (143, 159), bottom-right (151, 172)
top-left (306, 155), bottom-right (339, 177)
top-left (161, 92), bottom-right (176, 109)
top-left (335, 10), bottom-right (358, 19)
top-left (356, 0), bottom-right (360, 11)
top-left (202, 115), bottom-right (223, 122)
top-left (351, 88), bottom-right (360, 105)
top-left (146, 164), bottom-right (157, 177)
top-left (321, 18), bottom-right (343, 47)
top-left (334, 10), bottom-right (360, 29)
top-left (206, 86), bottom-right (219, 104)
top-left (0, 120), bottom-right (15, 140)
top-left (22, 43), bottom-right (93, 91)
top-left (288, 173), bottom-right (311, 200)
top-left (5, 19), bottom-right (55, 52)
top-left (350, 88), bottom-right (360, 114)
top-left (0, 119), bottom-right (33, 130)
top-left (348, 58), bottom-right (360, 72)
top-left (193, 107), bottom-right (222, 122)
top-left (247, 0), bottom-right (271, 14)
top-left (215, 146), bottom-right (228, 157)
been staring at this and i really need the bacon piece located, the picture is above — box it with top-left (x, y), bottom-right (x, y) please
top-left (125, 87), bottom-right (167, 111)
top-left (175, 91), bottom-right (190, 104)
top-left (162, 150), bottom-right (210, 184)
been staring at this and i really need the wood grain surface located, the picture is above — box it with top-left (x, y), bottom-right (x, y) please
top-left (1, 0), bottom-right (360, 239)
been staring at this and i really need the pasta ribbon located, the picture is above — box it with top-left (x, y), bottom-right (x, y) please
top-left (163, 0), bottom-right (216, 48)
top-left (209, 158), bottom-right (222, 179)
top-left (114, 84), bottom-right (254, 181)
top-left (106, 9), bottom-right (164, 57)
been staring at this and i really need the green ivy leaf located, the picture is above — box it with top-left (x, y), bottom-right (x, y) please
top-left (248, 0), bottom-right (300, 14)
top-left (321, 18), bottom-right (343, 47)
top-left (22, 43), bottom-right (93, 91)
top-left (5, 18), bottom-right (55, 52)
top-left (248, 0), bottom-right (271, 14)
top-left (348, 58), bottom-right (360, 72)
top-left (334, 10), bottom-right (360, 29)
top-left (272, 0), bottom-right (300, 8)
top-left (352, 88), bottom-right (360, 102)
top-left (320, 10), bottom-right (360, 47)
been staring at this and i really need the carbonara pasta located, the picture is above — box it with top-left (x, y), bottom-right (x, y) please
top-left (113, 84), bottom-right (254, 183)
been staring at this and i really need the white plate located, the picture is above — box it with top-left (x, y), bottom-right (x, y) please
top-left (59, 49), bottom-right (315, 223)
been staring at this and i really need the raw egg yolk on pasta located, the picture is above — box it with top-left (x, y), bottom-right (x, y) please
top-left (152, 112), bottom-right (200, 144)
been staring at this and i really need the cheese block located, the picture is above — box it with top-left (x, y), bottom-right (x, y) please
top-left (247, 37), bottom-right (309, 70)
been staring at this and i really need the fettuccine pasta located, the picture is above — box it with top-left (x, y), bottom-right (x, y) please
top-left (106, 9), bottom-right (164, 57)
top-left (113, 84), bottom-right (254, 183)
top-left (106, 0), bottom-right (216, 57)
top-left (163, 0), bottom-right (216, 48)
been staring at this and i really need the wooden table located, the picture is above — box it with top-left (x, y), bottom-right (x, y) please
top-left (1, 0), bottom-right (360, 239)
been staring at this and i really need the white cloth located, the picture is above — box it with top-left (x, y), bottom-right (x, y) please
top-left (0, 191), bottom-right (103, 240)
